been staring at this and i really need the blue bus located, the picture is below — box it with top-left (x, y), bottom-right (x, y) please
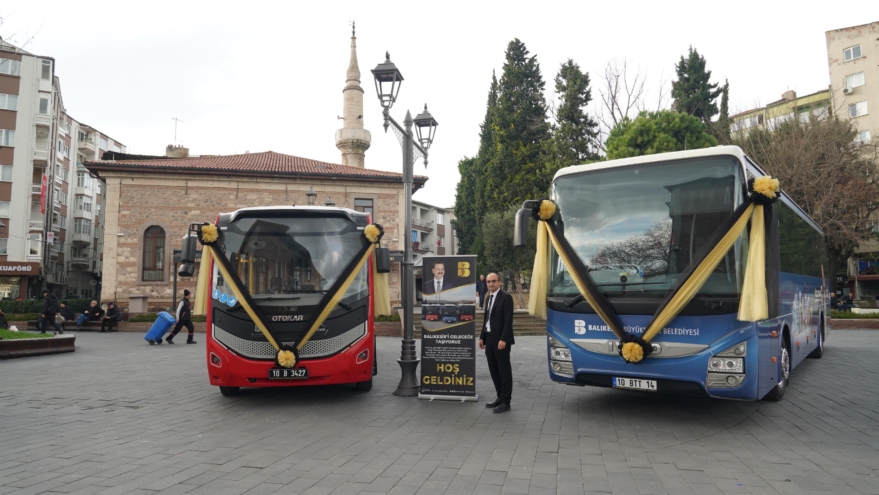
top-left (517, 146), bottom-right (829, 401)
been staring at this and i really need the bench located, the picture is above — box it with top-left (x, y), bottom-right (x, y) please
top-left (25, 312), bottom-right (128, 332)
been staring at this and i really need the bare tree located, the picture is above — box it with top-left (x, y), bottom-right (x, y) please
top-left (733, 112), bottom-right (879, 278)
top-left (593, 59), bottom-right (671, 153)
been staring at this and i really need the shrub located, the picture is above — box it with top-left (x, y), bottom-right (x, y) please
top-left (6, 313), bottom-right (40, 321)
top-left (375, 313), bottom-right (401, 322)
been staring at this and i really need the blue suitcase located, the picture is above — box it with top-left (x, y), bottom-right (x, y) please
top-left (145, 312), bottom-right (177, 345)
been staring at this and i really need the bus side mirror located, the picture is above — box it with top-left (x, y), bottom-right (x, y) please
top-left (375, 247), bottom-right (391, 273)
top-left (181, 234), bottom-right (197, 264)
top-left (178, 263), bottom-right (195, 277)
top-left (513, 208), bottom-right (531, 247)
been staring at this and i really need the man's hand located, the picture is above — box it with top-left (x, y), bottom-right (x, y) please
top-left (498, 340), bottom-right (506, 350)
top-left (478, 339), bottom-right (485, 350)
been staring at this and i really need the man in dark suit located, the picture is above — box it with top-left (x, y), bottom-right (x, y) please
top-left (478, 273), bottom-right (515, 413)
top-left (422, 260), bottom-right (450, 295)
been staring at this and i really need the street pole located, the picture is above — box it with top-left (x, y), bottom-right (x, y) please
top-left (394, 109), bottom-right (420, 396)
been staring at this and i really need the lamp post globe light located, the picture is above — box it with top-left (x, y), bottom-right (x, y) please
top-left (306, 186), bottom-right (317, 206)
top-left (371, 52), bottom-right (438, 397)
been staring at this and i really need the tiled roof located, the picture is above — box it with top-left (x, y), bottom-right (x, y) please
top-left (86, 151), bottom-right (425, 183)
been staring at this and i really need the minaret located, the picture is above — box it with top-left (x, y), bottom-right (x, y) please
top-left (335, 22), bottom-right (371, 168)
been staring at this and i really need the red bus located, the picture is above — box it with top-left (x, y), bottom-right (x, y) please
top-left (422, 305), bottom-right (441, 321)
top-left (459, 305), bottom-right (475, 321)
top-left (196, 206), bottom-right (383, 396)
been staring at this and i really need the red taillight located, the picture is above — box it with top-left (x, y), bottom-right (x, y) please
top-left (356, 349), bottom-right (369, 364)
top-left (210, 353), bottom-right (222, 367)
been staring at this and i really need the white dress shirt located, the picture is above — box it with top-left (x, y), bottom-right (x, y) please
top-left (485, 289), bottom-right (499, 333)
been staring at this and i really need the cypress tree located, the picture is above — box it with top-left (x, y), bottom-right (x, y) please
top-left (671, 47), bottom-right (723, 124)
top-left (484, 39), bottom-right (551, 211)
top-left (546, 59), bottom-right (599, 178)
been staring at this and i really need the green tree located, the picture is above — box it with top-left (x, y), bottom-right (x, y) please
top-left (671, 47), bottom-right (723, 124)
top-left (481, 206), bottom-right (537, 307)
top-left (605, 110), bottom-right (717, 159)
top-left (712, 79), bottom-right (731, 143)
top-left (545, 59), bottom-right (599, 178)
top-left (483, 39), bottom-right (551, 211)
top-left (454, 72), bottom-right (498, 255)
top-left (452, 156), bottom-right (478, 253)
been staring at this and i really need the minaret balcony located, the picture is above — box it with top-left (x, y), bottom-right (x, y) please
top-left (335, 128), bottom-right (372, 146)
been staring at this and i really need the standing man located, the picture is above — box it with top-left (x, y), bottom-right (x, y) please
top-left (41, 289), bottom-right (63, 335)
top-left (476, 274), bottom-right (488, 309)
top-left (478, 273), bottom-right (515, 413)
top-left (166, 289), bottom-right (196, 344)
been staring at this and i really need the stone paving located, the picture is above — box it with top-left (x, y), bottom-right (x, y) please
top-left (1, 330), bottom-right (878, 495)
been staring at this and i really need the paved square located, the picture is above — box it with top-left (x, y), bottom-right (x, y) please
top-left (1, 330), bottom-right (878, 494)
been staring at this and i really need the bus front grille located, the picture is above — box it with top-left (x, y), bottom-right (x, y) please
top-left (212, 322), bottom-right (366, 360)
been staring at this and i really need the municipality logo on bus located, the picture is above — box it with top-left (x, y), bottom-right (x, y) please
top-left (574, 320), bottom-right (586, 334)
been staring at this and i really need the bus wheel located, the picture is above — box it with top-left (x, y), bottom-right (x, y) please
top-left (763, 338), bottom-right (790, 402)
top-left (355, 379), bottom-right (373, 392)
top-left (807, 323), bottom-right (824, 359)
top-left (219, 386), bottom-right (240, 397)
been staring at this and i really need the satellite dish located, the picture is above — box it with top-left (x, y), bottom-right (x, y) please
top-left (89, 280), bottom-right (97, 286)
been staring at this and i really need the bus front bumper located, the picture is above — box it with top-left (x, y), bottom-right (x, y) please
top-left (547, 326), bottom-right (759, 400)
top-left (206, 335), bottom-right (373, 388)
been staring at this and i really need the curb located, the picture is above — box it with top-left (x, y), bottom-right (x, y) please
top-left (0, 334), bottom-right (76, 359)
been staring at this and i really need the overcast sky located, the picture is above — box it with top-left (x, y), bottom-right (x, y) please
top-left (2, 1), bottom-right (874, 208)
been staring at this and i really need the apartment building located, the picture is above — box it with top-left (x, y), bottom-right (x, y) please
top-left (826, 21), bottom-right (878, 146)
top-left (411, 200), bottom-right (457, 257)
top-left (0, 37), bottom-right (123, 300)
top-left (731, 89), bottom-right (831, 136)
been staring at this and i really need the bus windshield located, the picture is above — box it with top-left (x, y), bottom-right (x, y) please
top-left (550, 156), bottom-right (746, 298)
top-left (218, 214), bottom-right (368, 307)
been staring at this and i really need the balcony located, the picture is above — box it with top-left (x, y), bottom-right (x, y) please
top-left (33, 149), bottom-right (49, 163)
top-left (35, 113), bottom-right (52, 128)
top-left (78, 137), bottom-right (96, 156)
top-left (74, 185), bottom-right (91, 196)
top-left (71, 232), bottom-right (91, 246)
top-left (70, 256), bottom-right (90, 268)
top-left (28, 220), bottom-right (44, 230)
top-left (412, 218), bottom-right (434, 232)
top-left (412, 241), bottom-right (430, 254)
top-left (49, 247), bottom-right (60, 259)
top-left (31, 184), bottom-right (42, 195)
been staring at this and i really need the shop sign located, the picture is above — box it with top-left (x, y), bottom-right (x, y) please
top-left (0, 262), bottom-right (42, 276)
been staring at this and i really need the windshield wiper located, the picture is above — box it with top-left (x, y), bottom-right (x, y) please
top-left (565, 294), bottom-right (584, 308)
top-left (594, 281), bottom-right (668, 287)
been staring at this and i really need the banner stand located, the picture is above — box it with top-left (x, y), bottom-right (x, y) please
top-left (418, 255), bottom-right (479, 401)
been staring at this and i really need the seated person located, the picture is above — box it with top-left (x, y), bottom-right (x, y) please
top-left (100, 302), bottom-right (121, 333)
top-left (76, 300), bottom-right (105, 329)
top-left (840, 294), bottom-right (854, 312)
top-left (59, 301), bottom-right (76, 321)
top-left (830, 294), bottom-right (840, 310)
top-left (0, 310), bottom-right (8, 329)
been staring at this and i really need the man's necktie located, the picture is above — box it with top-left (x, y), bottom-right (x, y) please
top-left (486, 294), bottom-right (495, 332)
top-left (436, 280), bottom-right (440, 293)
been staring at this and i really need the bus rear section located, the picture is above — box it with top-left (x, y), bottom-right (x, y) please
top-left (533, 147), bottom-right (828, 401)
top-left (204, 207), bottom-right (376, 395)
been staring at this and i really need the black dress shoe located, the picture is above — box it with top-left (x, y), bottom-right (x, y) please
top-left (486, 398), bottom-right (501, 408)
top-left (493, 403), bottom-right (511, 413)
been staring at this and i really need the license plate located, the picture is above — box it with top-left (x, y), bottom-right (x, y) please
top-left (613, 377), bottom-right (657, 391)
top-left (268, 368), bottom-right (308, 380)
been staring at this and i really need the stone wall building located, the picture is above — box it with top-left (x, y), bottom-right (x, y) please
top-left (85, 150), bottom-right (424, 311)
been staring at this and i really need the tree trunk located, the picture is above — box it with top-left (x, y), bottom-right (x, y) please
top-left (512, 269), bottom-right (526, 309)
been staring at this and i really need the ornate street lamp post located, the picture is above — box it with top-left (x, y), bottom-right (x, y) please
top-left (306, 186), bottom-right (317, 206)
top-left (371, 52), bottom-right (438, 396)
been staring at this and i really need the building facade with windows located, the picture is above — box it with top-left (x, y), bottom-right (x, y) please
top-left (827, 21), bottom-right (878, 146)
top-left (730, 89), bottom-right (831, 136)
top-left (827, 21), bottom-right (879, 299)
top-left (410, 200), bottom-right (457, 258)
top-left (0, 37), bottom-right (123, 300)
top-left (84, 150), bottom-right (425, 311)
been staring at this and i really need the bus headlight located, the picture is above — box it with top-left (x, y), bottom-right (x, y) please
top-left (548, 335), bottom-right (574, 376)
top-left (717, 342), bottom-right (746, 357)
top-left (708, 357), bottom-right (743, 373)
top-left (550, 348), bottom-right (572, 362)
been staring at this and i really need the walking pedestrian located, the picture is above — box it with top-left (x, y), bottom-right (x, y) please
top-left (478, 273), bottom-right (515, 413)
top-left (165, 289), bottom-right (196, 344)
top-left (41, 289), bottom-right (63, 335)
